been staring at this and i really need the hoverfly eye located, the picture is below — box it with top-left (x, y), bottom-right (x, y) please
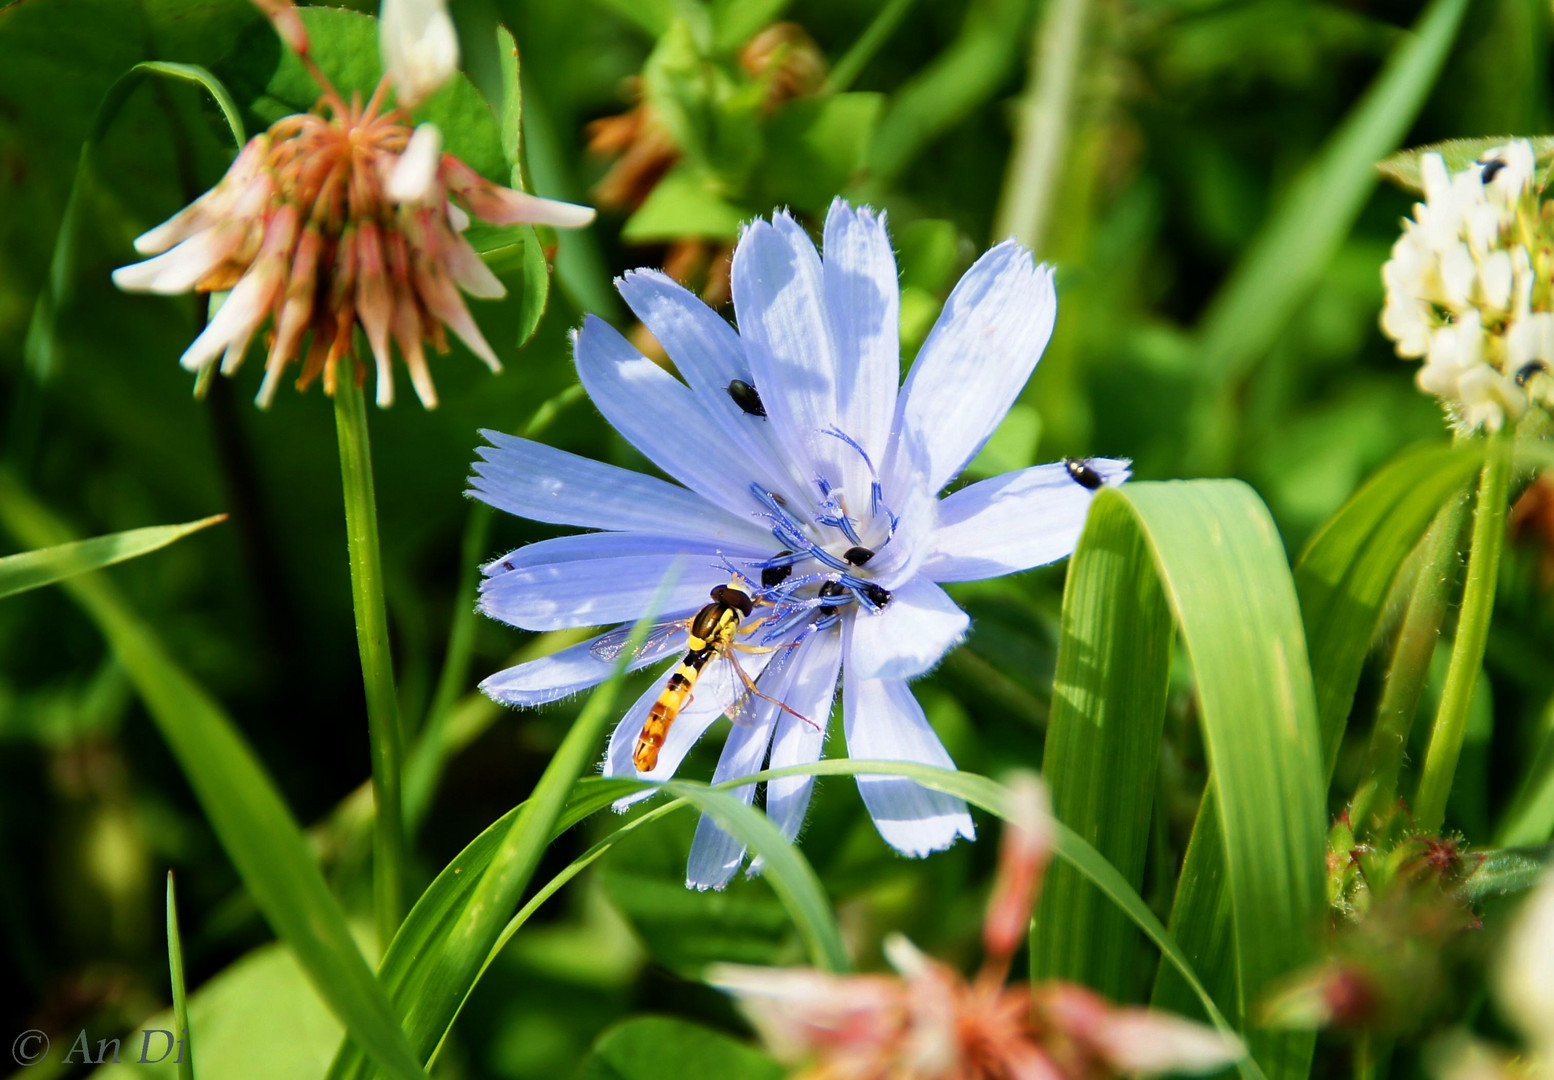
top-left (1518, 360), bottom-right (1548, 387)
top-left (1481, 158), bottom-right (1508, 184)
top-left (727, 379), bottom-right (767, 417)
top-left (1064, 457), bottom-right (1104, 491)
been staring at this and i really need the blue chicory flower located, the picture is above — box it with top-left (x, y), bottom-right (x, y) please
top-left (468, 199), bottom-right (1128, 889)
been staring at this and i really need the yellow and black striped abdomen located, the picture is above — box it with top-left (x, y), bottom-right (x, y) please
top-left (634, 645), bottom-right (716, 772)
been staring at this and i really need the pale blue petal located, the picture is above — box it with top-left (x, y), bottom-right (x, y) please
top-left (687, 624), bottom-right (843, 888)
top-left (888, 242), bottom-right (1056, 497)
top-left (846, 576), bottom-right (968, 682)
top-left (842, 625), bottom-right (975, 857)
top-left (479, 534), bottom-right (758, 631)
top-left (821, 199), bottom-right (900, 496)
top-left (730, 213), bottom-right (843, 482)
top-left (605, 650), bottom-right (775, 810)
top-left (478, 623), bottom-right (689, 707)
top-left (923, 458), bottom-right (1131, 582)
top-left (616, 270), bottom-right (811, 507)
top-left (748, 628), bottom-right (840, 876)
top-left (574, 315), bottom-right (772, 517)
top-left (685, 712), bottom-right (776, 891)
top-left (469, 430), bottom-right (770, 548)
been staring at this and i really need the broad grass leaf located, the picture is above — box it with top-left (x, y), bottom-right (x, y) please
top-left (0, 474), bottom-right (430, 1080)
top-left (1031, 499), bottom-right (1172, 1000)
top-left (1064, 482), bottom-right (1326, 1080)
top-left (577, 1017), bottom-right (783, 1080)
top-left (0, 514), bottom-right (225, 601)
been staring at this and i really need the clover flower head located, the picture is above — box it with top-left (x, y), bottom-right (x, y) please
top-left (1380, 140), bottom-right (1551, 432)
top-left (707, 774), bottom-right (1245, 1080)
top-left (113, 0), bottom-right (595, 408)
top-left (468, 199), bottom-right (1129, 888)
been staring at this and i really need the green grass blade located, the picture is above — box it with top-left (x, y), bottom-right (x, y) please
top-left (329, 579), bottom-right (681, 1080)
top-left (0, 473), bottom-right (430, 1080)
top-left (1293, 442), bottom-right (1483, 774)
top-left (1187, 0), bottom-right (1469, 467)
top-left (167, 872), bottom-right (195, 1080)
top-left (663, 783), bottom-right (847, 971)
top-left (0, 514), bottom-right (225, 601)
top-left (348, 759), bottom-right (1249, 1078)
top-left (1085, 481), bottom-right (1326, 1080)
top-left (1031, 497), bottom-right (1173, 999)
top-left (425, 782), bottom-right (846, 1069)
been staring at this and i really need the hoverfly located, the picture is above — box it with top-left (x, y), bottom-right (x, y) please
top-left (590, 577), bottom-right (809, 771)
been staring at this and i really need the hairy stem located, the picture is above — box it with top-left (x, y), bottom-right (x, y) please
top-left (1413, 429), bottom-right (1513, 833)
top-left (332, 367), bottom-right (406, 948)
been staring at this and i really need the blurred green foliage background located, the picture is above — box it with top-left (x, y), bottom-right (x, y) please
top-left (2, 0), bottom-right (1553, 1076)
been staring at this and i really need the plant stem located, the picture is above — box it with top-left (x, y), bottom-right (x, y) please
top-left (991, 0), bottom-right (1090, 251)
top-left (332, 367), bottom-right (406, 949)
top-left (1413, 428), bottom-right (1513, 833)
top-left (825, 0), bottom-right (918, 93)
top-left (1349, 494), bottom-right (1467, 832)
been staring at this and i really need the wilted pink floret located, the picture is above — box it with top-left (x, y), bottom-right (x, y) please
top-left (115, 87), bottom-right (594, 407)
top-left (710, 772), bottom-right (1244, 1080)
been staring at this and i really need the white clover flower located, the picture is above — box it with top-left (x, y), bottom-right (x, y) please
top-left (380, 0), bottom-right (460, 108)
top-left (468, 200), bottom-right (1128, 889)
top-left (1380, 140), bottom-right (1546, 432)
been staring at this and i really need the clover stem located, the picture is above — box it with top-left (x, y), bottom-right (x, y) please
top-left (1413, 427), bottom-right (1513, 834)
top-left (332, 362), bottom-right (406, 949)
top-left (1349, 493), bottom-right (1467, 833)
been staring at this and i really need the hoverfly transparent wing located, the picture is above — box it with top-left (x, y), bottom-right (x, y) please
top-left (720, 639), bottom-right (813, 731)
top-left (588, 619), bottom-right (691, 663)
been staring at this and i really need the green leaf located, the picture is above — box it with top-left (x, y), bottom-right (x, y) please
top-left (1293, 441), bottom-right (1483, 773)
top-left (0, 473), bottom-right (430, 1080)
top-left (1054, 482), bottom-right (1326, 1080)
top-left (1458, 845), bottom-right (1552, 902)
top-left (1377, 136), bottom-right (1554, 195)
top-left (622, 166), bottom-right (750, 243)
top-left (1187, 0), bottom-right (1469, 467)
top-left (578, 1017), bottom-right (783, 1080)
top-left (219, 8), bottom-right (505, 182)
top-left (94, 936), bottom-right (362, 1080)
top-left (755, 93), bottom-right (884, 212)
top-left (24, 61), bottom-right (244, 382)
top-left (1031, 495), bottom-right (1173, 1000)
top-left (0, 514), bottom-right (225, 601)
top-left (166, 873), bottom-right (194, 1080)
